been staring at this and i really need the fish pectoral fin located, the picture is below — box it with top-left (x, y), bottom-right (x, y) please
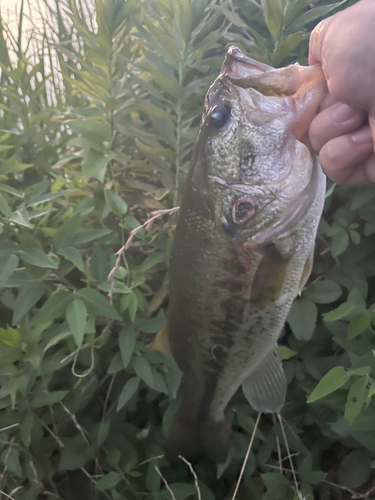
top-left (296, 245), bottom-right (315, 296)
top-left (242, 348), bottom-right (286, 413)
top-left (150, 318), bottom-right (171, 355)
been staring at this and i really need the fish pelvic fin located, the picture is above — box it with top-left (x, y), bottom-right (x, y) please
top-left (150, 319), bottom-right (171, 355)
top-left (168, 412), bottom-right (231, 462)
top-left (242, 348), bottom-right (286, 413)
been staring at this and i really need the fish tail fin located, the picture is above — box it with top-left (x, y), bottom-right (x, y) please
top-left (168, 412), bottom-right (231, 462)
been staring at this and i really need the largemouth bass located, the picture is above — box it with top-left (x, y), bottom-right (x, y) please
top-left (153, 46), bottom-right (327, 460)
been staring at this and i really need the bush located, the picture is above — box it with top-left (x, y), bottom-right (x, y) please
top-left (0, 0), bottom-right (374, 499)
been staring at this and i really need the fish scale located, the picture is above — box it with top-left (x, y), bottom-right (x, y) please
top-left (152, 46), bottom-right (327, 461)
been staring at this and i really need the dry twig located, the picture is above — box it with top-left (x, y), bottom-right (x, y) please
top-left (179, 456), bottom-right (202, 500)
top-left (231, 412), bottom-right (261, 500)
top-left (155, 466), bottom-right (177, 500)
top-left (108, 206), bottom-right (179, 304)
top-left (277, 413), bottom-right (299, 496)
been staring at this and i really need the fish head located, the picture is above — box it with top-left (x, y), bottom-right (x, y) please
top-left (194, 46), bottom-right (327, 246)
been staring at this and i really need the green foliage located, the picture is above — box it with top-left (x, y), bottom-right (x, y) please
top-left (0, 0), bottom-right (374, 499)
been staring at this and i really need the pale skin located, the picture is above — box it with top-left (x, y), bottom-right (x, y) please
top-left (308, 0), bottom-right (375, 184)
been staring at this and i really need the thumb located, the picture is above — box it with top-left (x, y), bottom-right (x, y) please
top-left (308, 17), bottom-right (332, 66)
top-left (369, 113), bottom-right (375, 154)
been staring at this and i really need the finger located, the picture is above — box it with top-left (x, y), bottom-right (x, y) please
top-left (319, 92), bottom-right (338, 111)
top-left (309, 102), bottom-right (367, 153)
top-left (319, 126), bottom-right (374, 184)
top-left (343, 156), bottom-right (375, 185)
top-left (308, 17), bottom-right (332, 65)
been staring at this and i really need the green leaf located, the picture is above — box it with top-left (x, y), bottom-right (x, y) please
top-left (1, 448), bottom-right (22, 477)
top-left (59, 434), bottom-right (95, 471)
top-left (27, 190), bottom-right (77, 207)
top-left (307, 367), bottom-right (351, 403)
top-left (0, 182), bottom-right (23, 198)
top-left (19, 248), bottom-right (59, 269)
top-left (287, 297), bottom-right (317, 341)
top-left (121, 292), bottom-right (138, 322)
top-left (272, 31), bottom-right (304, 67)
top-left (95, 472), bottom-right (121, 490)
top-left (137, 252), bottom-right (165, 272)
top-left (338, 449), bottom-right (373, 489)
top-left (90, 243), bottom-right (109, 282)
top-left (305, 280), bottom-right (342, 304)
top-left (0, 254), bottom-right (19, 288)
top-left (57, 247), bottom-right (85, 272)
top-left (31, 390), bottom-right (69, 407)
top-left (345, 377), bottom-right (368, 424)
top-left (133, 356), bottom-right (154, 388)
top-left (13, 281), bottom-right (46, 324)
top-left (263, 0), bottom-right (284, 41)
top-left (73, 228), bottom-right (112, 245)
top-left (21, 412), bottom-right (34, 448)
top-left (117, 377), bottom-right (140, 411)
top-left (165, 483), bottom-right (199, 499)
top-left (104, 189), bottom-right (128, 216)
top-left (54, 214), bottom-right (81, 249)
top-left (66, 299), bottom-right (87, 347)
top-left (277, 345), bottom-right (297, 360)
top-left (220, 7), bottom-right (249, 28)
top-left (67, 119), bottom-right (111, 148)
top-left (31, 290), bottom-right (73, 325)
top-left (135, 309), bottom-right (165, 333)
top-left (76, 288), bottom-right (122, 321)
top-left (119, 327), bottom-right (136, 368)
top-left (331, 231), bottom-right (349, 256)
top-left (324, 302), bottom-right (358, 322)
top-left (0, 327), bottom-right (22, 347)
top-left (82, 149), bottom-right (115, 183)
top-left (347, 312), bottom-right (371, 339)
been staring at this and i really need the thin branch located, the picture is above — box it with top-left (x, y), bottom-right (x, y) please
top-left (60, 402), bottom-right (90, 445)
top-left (135, 454), bottom-right (165, 468)
top-left (266, 465), bottom-right (375, 500)
top-left (178, 456), bottom-right (202, 500)
top-left (277, 413), bottom-right (299, 496)
top-left (40, 419), bottom-right (64, 449)
top-left (108, 206), bottom-right (179, 304)
top-left (0, 423), bottom-right (19, 433)
top-left (155, 466), bottom-right (177, 500)
top-left (0, 490), bottom-right (16, 500)
top-left (272, 413), bottom-right (282, 474)
top-left (231, 412), bottom-right (261, 500)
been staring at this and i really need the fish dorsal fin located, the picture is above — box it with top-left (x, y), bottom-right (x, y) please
top-left (242, 348), bottom-right (286, 413)
top-left (150, 318), bottom-right (171, 355)
top-left (296, 245), bottom-right (314, 296)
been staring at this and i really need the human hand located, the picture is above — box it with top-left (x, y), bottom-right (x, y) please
top-left (308, 0), bottom-right (375, 184)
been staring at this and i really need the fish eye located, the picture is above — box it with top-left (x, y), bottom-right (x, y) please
top-left (209, 104), bottom-right (231, 128)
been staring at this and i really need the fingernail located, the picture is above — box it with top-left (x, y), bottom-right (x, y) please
top-left (351, 127), bottom-right (373, 144)
top-left (332, 102), bottom-right (356, 122)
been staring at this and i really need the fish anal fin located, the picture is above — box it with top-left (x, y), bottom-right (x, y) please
top-left (242, 348), bottom-right (286, 413)
top-left (296, 245), bottom-right (314, 296)
top-left (150, 318), bottom-right (171, 355)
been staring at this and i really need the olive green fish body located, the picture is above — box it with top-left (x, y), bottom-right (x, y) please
top-left (153, 47), bottom-right (327, 460)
